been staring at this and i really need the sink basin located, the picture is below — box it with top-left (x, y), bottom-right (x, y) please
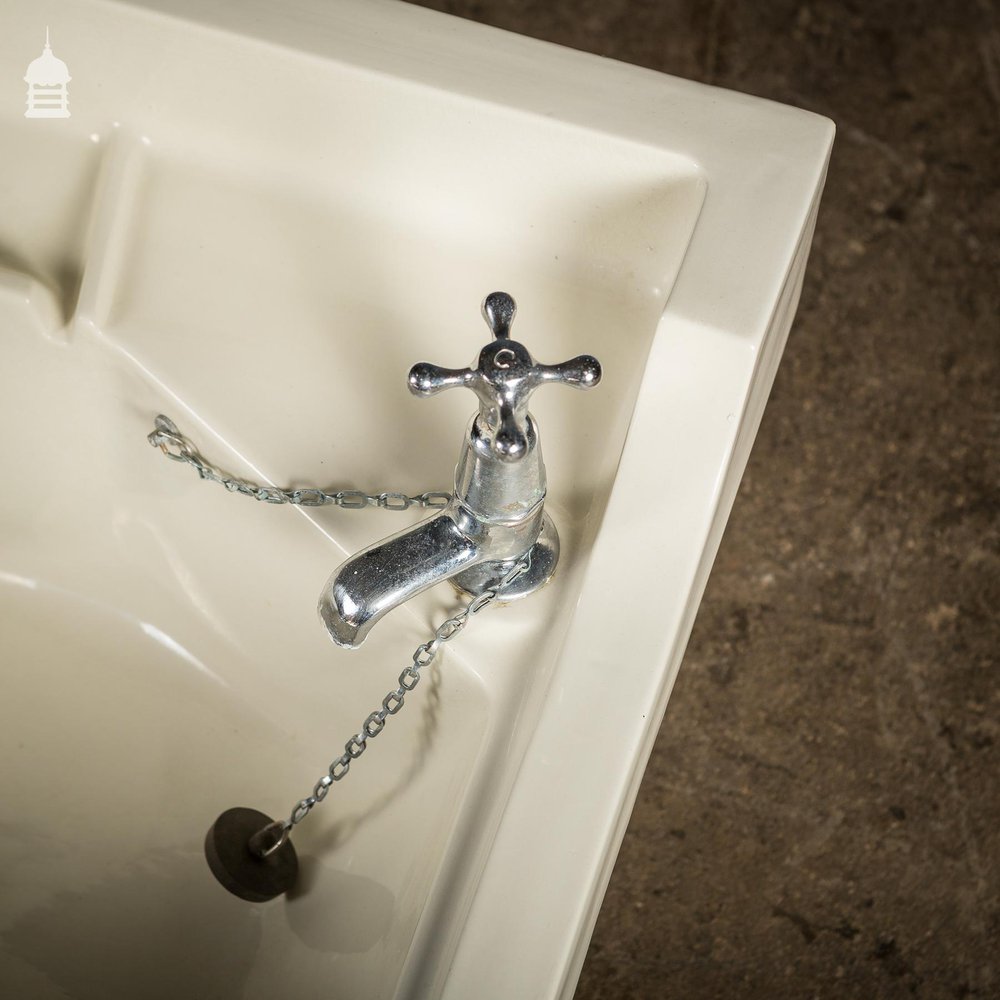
top-left (0, 1), bottom-right (833, 997)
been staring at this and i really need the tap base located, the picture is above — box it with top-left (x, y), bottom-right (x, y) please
top-left (451, 513), bottom-right (560, 602)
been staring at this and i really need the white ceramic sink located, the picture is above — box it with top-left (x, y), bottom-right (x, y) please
top-left (0, 1), bottom-right (833, 997)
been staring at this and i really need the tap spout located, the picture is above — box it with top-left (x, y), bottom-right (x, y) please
top-left (318, 499), bottom-right (545, 649)
top-left (318, 508), bottom-right (474, 649)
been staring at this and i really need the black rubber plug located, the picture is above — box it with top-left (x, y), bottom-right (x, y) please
top-left (204, 807), bottom-right (298, 902)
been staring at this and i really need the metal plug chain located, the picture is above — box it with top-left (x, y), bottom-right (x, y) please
top-left (249, 555), bottom-right (531, 858)
top-left (144, 415), bottom-right (529, 855)
top-left (147, 415), bottom-right (451, 511)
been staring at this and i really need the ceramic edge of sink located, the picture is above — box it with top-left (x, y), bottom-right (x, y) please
top-left (435, 228), bottom-right (830, 1000)
top-left (119, 0), bottom-right (833, 344)
top-left (435, 184), bottom-right (833, 1000)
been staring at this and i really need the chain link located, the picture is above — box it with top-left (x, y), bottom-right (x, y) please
top-left (147, 415), bottom-right (451, 510)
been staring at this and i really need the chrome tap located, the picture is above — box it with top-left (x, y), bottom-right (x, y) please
top-left (318, 292), bottom-right (601, 649)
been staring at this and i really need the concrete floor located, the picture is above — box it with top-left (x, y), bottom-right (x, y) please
top-left (407, 2), bottom-right (999, 996)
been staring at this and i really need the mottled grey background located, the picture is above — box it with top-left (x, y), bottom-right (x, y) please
top-left (405, 3), bottom-right (999, 997)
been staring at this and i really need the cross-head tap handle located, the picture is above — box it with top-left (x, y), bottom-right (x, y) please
top-left (408, 292), bottom-right (602, 462)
